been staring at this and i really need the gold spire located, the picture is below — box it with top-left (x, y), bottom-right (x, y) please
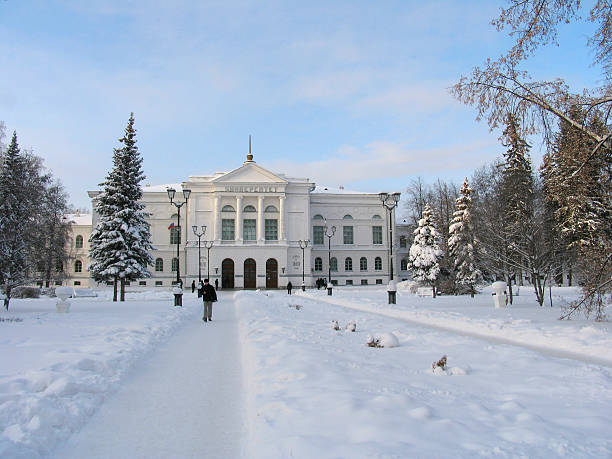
top-left (246, 135), bottom-right (254, 162)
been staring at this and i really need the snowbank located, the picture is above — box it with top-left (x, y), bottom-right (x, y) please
top-left (0, 290), bottom-right (199, 458)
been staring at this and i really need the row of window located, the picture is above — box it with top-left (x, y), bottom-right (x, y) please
top-left (313, 226), bottom-right (383, 245)
top-left (222, 205), bottom-right (278, 213)
top-left (222, 218), bottom-right (278, 241)
top-left (313, 214), bottom-right (382, 221)
top-left (314, 256), bottom-right (383, 272)
top-left (74, 258), bottom-right (182, 273)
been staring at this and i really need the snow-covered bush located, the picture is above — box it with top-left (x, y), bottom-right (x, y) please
top-left (345, 321), bottom-right (356, 332)
top-left (288, 303), bottom-right (302, 310)
top-left (12, 287), bottom-right (40, 299)
top-left (432, 355), bottom-right (447, 371)
top-left (366, 332), bottom-right (399, 348)
top-left (331, 320), bottom-right (340, 331)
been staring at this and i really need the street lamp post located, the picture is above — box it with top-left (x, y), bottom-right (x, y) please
top-left (379, 192), bottom-right (401, 304)
top-left (298, 239), bottom-right (309, 291)
top-left (167, 187), bottom-right (191, 306)
top-left (192, 225), bottom-right (206, 283)
top-left (324, 223), bottom-right (336, 296)
top-left (203, 240), bottom-right (214, 281)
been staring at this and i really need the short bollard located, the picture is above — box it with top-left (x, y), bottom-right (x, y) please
top-left (302, 282), bottom-right (306, 292)
top-left (327, 286), bottom-right (333, 296)
top-left (491, 281), bottom-right (507, 308)
top-left (173, 287), bottom-right (183, 307)
top-left (387, 280), bottom-right (397, 305)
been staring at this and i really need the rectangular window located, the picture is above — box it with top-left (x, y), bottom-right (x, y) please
top-left (361, 279), bottom-right (368, 285)
top-left (376, 279), bottom-right (383, 285)
top-left (222, 219), bottom-right (235, 240)
top-left (399, 235), bottom-right (407, 248)
top-left (343, 226), bottom-right (353, 244)
top-left (265, 219), bottom-right (278, 240)
top-left (373, 226), bottom-right (383, 245)
top-left (155, 281), bottom-right (163, 286)
top-left (139, 281), bottom-right (147, 286)
top-left (346, 280), bottom-right (353, 285)
top-left (313, 226), bottom-right (324, 245)
top-left (74, 281), bottom-right (81, 286)
top-left (331, 280), bottom-right (338, 286)
top-left (243, 219), bottom-right (256, 240)
top-left (170, 227), bottom-right (181, 245)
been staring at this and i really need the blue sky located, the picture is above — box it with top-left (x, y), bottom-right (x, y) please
top-left (0, 1), bottom-right (603, 210)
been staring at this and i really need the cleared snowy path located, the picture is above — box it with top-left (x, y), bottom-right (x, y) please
top-left (54, 294), bottom-right (244, 459)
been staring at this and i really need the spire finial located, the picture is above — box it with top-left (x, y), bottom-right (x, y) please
top-left (246, 135), bottom-right (253, 162)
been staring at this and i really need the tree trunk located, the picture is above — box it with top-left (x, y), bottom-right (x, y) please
top-left (113, 278), bottom-right (118, 302)
top-left (120, 278), bottom-right (125, 302)
top-left (507, 274), bottom-right (514, 305)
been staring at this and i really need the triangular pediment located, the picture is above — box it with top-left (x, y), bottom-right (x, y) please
top-left (212, 162), bottom-right (288, 184)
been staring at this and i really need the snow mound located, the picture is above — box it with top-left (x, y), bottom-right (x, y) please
top-left (367, 332), bottom-right (399, 348)
top-left (432, 366), bottom-right (470, 376)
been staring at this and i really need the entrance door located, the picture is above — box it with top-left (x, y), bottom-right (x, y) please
top-left (266, 258), bottom-right (278, 289)
top-left (222, 258), bottom-right (234, 289)
top-left (244, 258), bottom-right (256, 289)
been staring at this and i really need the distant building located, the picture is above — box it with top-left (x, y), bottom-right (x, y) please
top-left (64, 154), bottom-right (403, 288)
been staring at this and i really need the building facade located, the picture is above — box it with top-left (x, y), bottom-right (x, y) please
top-left (67, 155), bottom-right (401, 289)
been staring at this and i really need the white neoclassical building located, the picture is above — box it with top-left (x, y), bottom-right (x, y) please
top-left (67, 154), bottom-right (400, 289)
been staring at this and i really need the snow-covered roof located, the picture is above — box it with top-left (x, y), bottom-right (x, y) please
top-left (65, 213), bottom-right (92, 226)
top-left (142, 183), bottom-right (184, 193)
top-left (311, 185), bottom-right (374, 195)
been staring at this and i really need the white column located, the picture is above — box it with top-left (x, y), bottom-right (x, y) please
top-left (257, 196), bottom-right (264, 242)
top-left (236, 195), bottom-right (243, 242)
top-left (279, 196), bottom-right (286, 241)
top-left (214, 196), bottom-right (221, 241)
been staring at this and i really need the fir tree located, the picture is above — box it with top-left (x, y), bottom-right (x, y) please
top-left (0, 133), bottom-right (30, 309)
top-left (448, 178), bottom-right (482, 297)
top-left (408, 204), bottom-right (443, 297)
top-left (89, 114), bottom-right (153, 301)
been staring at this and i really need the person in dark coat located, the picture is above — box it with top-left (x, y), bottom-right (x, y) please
top-left (191, 280), bottom-right (196, 293)
top-left (202, 279), bottom-right (217, 322)
top-left (287, 281), bottom-right (293, 295)
top-left (214, 278), bottom-right (219, 290)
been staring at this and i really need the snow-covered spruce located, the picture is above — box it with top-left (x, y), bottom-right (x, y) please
top-left (408, 204), bottom-right (443, 297)
top-left (448, 178), bottom-right (482, 297)
top-left (88, 114), bottom-right (154, 301)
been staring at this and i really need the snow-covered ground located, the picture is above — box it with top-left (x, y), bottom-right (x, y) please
top-left (1, 286), bottom-right (611, 458)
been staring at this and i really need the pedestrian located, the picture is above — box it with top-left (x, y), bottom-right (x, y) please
top-left (287, 281), bottom-right (292, 295)
top-left (202, 278), bottom-right (217, 322)
top-left (197, 280), bottom-right (203, 298)
top-left (214, 278), bottom-right (219, 290)
top-left (191, 280), bottom-right (196, 293)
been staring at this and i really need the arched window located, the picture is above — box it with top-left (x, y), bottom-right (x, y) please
top-left (171, 257), bottom-right (179, 272)
top-left (330, 257), bottom-right (338, 271)
top-left (75, 235), bottom-right (83, 248)
top-left (155, 258), bottom-right (164, 272)
top-left (343, 214), bottom-right (353, 220)
top-left (314, 257), bottom-right (323, 271)
top-left (345, 257), bottom-right (353, 271)
top-left (265, 205), bottom-right (278, 213)
top-left (375, 257), bottom-right (382, 271)
top-left (401, 258), bottom-right (408, 271)
top-left (313, 214), bottom-right (324, 220)
top-left (243, 205), bottom-right (256, 212)
top-left (222, 205), bottom-right (235, 212)
top-left (74, 260), bottom-right (82, 273)
top-left (360, 257), bottom-right (368, 271)
top-left (372, 214), bottom-right (382, 220)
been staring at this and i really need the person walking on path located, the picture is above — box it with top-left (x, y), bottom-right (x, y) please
top-left (197, 280), bottom-right (203, 298)
top-left (191, 280), bottom-right (196, 293)
top-left (287, 281), bottom-right (293, 295)
top-left (215, 278), bottom-right (219, 290)
top-left (202, 278), bottom-right (217, 322)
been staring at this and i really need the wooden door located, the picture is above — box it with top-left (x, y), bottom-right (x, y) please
top-left (244, 258), bottom-right (256, 289)
top-left (221, 258), bottom-right (234, 289)
top-left (266, 258), bottom-right (278, 289)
